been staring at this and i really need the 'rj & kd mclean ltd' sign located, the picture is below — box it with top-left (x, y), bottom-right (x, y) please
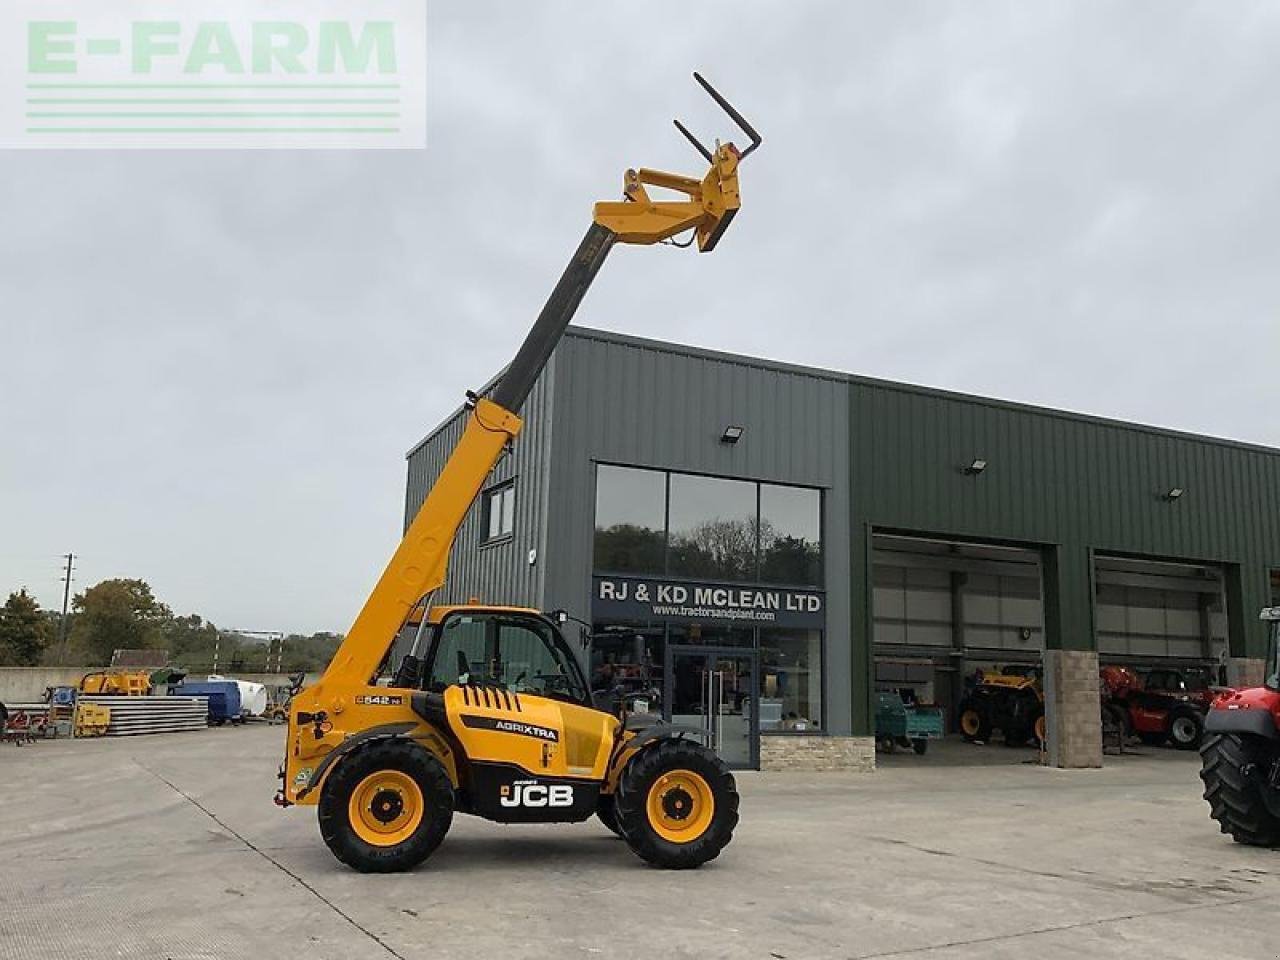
top-left (591, 575), bottom-right (824, 629)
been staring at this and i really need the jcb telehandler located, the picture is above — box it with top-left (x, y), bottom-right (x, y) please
top-left (276, 74), bottom-right (761, 872)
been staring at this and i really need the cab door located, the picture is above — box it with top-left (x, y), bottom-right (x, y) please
top-left (423, 611), bottom-right (616, 821)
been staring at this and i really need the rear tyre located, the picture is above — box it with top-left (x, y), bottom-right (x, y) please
top-left (958, 705), bottom-right (990, 743)
top-left (1169, 710), bottom-right (1205, 751)
top-left (596, 794), bottom-right (624, 838)
top-left (912, 739), bottom-right (928, 756)
top-left (1201, 733), bottom-right (1280, 847)
top-left (318, 740), bottom-right (453, 873)
top-left (615, 739), bottom-right (738, 869)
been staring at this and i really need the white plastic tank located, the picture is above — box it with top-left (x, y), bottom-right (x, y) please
top-left (208, 675), bottom-right (268, 717)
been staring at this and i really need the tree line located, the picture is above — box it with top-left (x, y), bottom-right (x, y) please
top-left (0, 578), bottom-right (341, 674)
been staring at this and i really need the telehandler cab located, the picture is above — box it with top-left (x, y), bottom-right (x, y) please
top-left (277, 74), bottom-right (761, 872)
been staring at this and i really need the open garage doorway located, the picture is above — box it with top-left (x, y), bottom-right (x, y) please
top-left (1095, 554), bottom-right (1229, 754)
top-left (872, 533), bottom-right (1046, 764)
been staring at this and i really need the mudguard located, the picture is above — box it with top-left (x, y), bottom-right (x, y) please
top-left (1206, 708), bottom-right (1280, 740)
top-left (604, 719), bottom-right (712, 793)
top-left (296, 722), bottom-right (422, 801)
top-left (622, 720), bottom-right (710, 752)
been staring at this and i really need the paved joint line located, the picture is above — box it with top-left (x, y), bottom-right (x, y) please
top-left (136, 759), bottom-right (406, 960)
top-left (861, 833), bottom-right (1202, 901)
top-left (850, 892), bottom-right (1278, 959)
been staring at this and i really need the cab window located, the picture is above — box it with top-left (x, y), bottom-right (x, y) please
top-left (425, 613), bottom-right (587, 704)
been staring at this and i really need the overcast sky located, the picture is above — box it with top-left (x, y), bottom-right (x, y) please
top-left (3, 1), bottom-right (1278, 634)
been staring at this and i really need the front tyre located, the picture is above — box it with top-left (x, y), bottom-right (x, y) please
top-left (1201, 733), bottom-right (1280, 846)
top-left (318, 740), bottom-right (453, 873)
top-left (615, 739), bottom-right (738, 869)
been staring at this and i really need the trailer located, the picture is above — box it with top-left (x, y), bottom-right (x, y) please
top-left (875, 692), bottom-right (945, 755)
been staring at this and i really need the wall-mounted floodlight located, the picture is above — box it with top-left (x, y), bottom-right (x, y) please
top-left (1165, 487), bottom-right (1185, 501)
top-left (963, 458), bottom-right (987, 476)
top-left (721, 425), bottom-right (744, 444)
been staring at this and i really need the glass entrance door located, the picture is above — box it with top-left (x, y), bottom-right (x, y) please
top-left (666, 646), bottom-right (758, 769)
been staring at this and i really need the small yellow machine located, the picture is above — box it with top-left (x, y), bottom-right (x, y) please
top-left (74, 702), bottom-right (111, 737)
top-left (278, 74), bottom-right (760, 872)
top-left (78, 670), bottom-right (152, 697)
top-left (958, 666), bottom-right (1046, 747)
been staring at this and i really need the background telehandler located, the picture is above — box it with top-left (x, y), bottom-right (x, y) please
top-left (277, 74), bottom-right (761, 873)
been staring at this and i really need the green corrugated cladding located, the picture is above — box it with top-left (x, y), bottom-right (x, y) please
top-left (847, 379), bottom-right (1280, 736)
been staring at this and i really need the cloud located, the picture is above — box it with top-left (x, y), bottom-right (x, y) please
top-left (2, 1), bottom-right (1277, 630)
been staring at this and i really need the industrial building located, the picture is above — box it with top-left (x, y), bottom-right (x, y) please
top-left (406, 327), bottom-right (1280, 771)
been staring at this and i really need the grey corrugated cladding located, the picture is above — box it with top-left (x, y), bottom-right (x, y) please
top-left (406, 326), bottom-right (1280, 737)
top-left (404, 361), bottom-right (557, 608)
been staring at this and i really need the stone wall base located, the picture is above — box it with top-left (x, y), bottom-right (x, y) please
top-left (759, 735), bottom-right (876, 772)
top-left (1043, 649), bottom-right (1102, 769)
top-left (1226, 657), bottom-right (1265, 689)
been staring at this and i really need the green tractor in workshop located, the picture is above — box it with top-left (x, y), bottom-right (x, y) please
top-left (957, 665), bottom-right (1046, 747)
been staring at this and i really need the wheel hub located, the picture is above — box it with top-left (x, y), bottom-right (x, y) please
top-left (661, 787), bottom-right (694, 822)
top-left (347, 770), bottom-right (425, 847)
top-left (371, 788), bottom-right (404, 824)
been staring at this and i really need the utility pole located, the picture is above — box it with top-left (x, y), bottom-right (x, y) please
top-left (58, 552), bottom-right (75, 664)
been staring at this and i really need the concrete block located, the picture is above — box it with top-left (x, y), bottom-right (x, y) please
top-left (1043, 649), bottom-right (1102, 769)
top-left (759, 735), bottom-right (876, 772)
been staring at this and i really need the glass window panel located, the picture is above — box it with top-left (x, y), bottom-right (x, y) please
top-left (495, 620), bottom-right (585, 703)
top-left (593, 465), bottom-right (666, 574)
top-left (667, 474), bottom-right (758, 581)
top-left (427, 614), bottom-right (585, 703)
top-left (759, 484), bottom-right (822, 586)
top-left (589, 622), bottom-right (665, 714)
top-left (484, 484), bottom-right (514, 541)
top-left (500, 486), bottom-right (515, 536)
top-left (759, 628), bottom-right (822, 731)
top-left (426, 616), bottom-right (489, 690)
top-left (486, 493), bottom-right (500, 539)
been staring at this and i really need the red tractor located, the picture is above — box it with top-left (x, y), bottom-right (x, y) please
top-left (1201, 607), bottom-right (1280, 845)
top-left (1100, 664), bottom-right (1214, 750)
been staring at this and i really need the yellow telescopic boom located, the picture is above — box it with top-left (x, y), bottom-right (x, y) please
top-left (306, 72), bottom-right (761, 702)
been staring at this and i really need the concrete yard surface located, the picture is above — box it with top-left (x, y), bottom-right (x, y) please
top-left (0, 726), bottom-right (1274, 960)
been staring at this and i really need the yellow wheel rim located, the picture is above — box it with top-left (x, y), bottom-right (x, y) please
top-left (348, 770), bottom-right (424, 847)
top-left (1035, 715), bottom-right (1047, 742)
top-left (646, 770), bottom-right (715, 844)
top-left (961, 710), bottom-right (981, 736)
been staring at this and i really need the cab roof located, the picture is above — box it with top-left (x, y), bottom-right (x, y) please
top-left (403, 603), bottom-right (543, 626)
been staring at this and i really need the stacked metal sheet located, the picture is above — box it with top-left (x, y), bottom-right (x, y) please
top-left (77, 695), bottom-right (208, 736)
